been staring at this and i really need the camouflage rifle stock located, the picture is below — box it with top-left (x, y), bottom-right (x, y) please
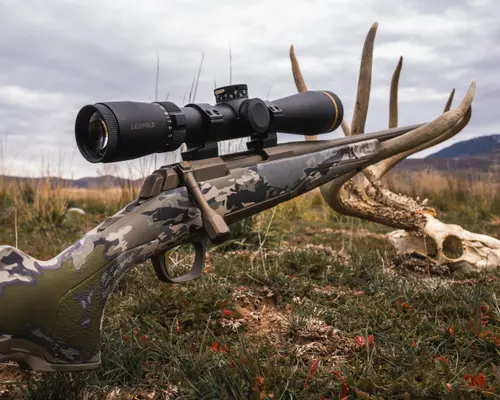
top-left (0, 123), bottom-right (422, 372)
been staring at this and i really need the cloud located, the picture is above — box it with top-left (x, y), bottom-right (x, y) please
top-left (0, 0), bottom-right (498, 178)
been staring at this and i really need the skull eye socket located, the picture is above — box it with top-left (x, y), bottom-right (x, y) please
top-left (442, 235), bottom-right (464, 260)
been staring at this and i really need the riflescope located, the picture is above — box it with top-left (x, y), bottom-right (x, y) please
top-left (75, 84), bottom-right (344, 163)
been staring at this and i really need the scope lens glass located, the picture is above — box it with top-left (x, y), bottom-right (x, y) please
top-left (87, 111), bottom-right (109, 154)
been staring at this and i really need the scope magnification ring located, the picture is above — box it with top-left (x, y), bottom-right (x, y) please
top-left (154, 102), bottom-right (187, 151)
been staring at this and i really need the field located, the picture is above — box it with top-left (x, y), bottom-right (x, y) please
top-left (0, 169), bottom-right (499, 399)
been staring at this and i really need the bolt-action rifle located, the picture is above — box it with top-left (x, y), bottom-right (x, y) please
top-left (0, 84), bottom-right (423, 372)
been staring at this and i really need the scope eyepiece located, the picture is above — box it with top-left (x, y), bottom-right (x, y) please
top-left (75, 85), bottom-right (344, 164)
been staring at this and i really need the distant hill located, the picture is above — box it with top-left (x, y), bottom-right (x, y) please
top-left (71, 175), bottom-right (142, 188)
top-left (425, 134), bottom-right (500, 159)
top-left (397, 134), bottom-right (500, 175)
top-left (0, 174), bottom-right (142, 188)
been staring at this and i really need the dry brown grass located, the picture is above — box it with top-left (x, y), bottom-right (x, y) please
top-left (59, 187), bottom-right (135, 203)
top-left (0, 166), bottom-right (497, 235)
top-left (0, 176), bottom-right (139, 232)
top-left (385, 168), bottom-right (500, 218)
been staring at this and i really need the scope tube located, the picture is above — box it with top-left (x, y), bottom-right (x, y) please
top-left (271, 90), bottom-right (343, 135)
top-left (75, 88), bottom-right (344, 163)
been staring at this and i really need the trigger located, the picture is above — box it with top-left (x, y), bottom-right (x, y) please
top-left (151, 236), bottom-right (207, 283)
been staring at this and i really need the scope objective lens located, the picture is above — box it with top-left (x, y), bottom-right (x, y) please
top-left (87, 111), bottom-right (109, 154)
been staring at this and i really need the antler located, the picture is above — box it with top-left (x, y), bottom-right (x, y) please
top-left (289, 22), bottom-right (475, 232)
top-left (289, 23), bottom-right (500, 275)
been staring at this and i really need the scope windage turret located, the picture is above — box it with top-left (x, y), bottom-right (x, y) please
top-left (75, 84), bottom-right (344, 163)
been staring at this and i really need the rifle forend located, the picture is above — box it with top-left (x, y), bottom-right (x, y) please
top-left (0, 123), bottom-right (420, 372)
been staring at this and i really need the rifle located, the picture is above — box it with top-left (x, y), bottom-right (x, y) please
top-left (0, 84), bottom-right (423, 372)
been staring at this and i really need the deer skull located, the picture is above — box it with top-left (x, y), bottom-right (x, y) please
top-left (389, 214), bottom-right (500, 274)
top-left (289, 22), bottom-right (499, 274)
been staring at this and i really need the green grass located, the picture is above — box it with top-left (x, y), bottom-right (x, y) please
top-left (0, 183), bottom-right (499, 399)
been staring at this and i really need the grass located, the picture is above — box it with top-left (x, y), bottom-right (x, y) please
top-left (386, 168), bottom-right (500, 236)
top-left (0, 169), bottom-right (499, 399)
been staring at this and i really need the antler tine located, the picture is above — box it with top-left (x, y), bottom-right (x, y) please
top-left (358, 55), bottom-right (402, 179)
top-left (373, 105), bottom-right (472, 179)
top-left (366, 56), bottom-right (402, 178)
top-left (377, 82), bottom-right (475, 161)
top-left (341, 120), bottom-right (351, 136)
top-left (351, 22), bottom-right (378, 136)
top-left (389, 56), bottom-right (403, 128)
top-left (289, 45), bottom-right (308, 93)
top-left (443, 88), bottom-right (455, 113)
top-left (374, 66), bottom-right (462, 178)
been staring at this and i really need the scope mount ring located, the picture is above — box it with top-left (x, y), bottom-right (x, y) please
top-left (182, 103), bottom-right (225, 161)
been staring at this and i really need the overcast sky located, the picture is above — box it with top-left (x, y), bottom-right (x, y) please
top-left (0, 0), bottom-right (498, 179)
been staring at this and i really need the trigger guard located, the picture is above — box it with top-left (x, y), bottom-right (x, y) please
top-left (151, 236), bottom-right (207, 283)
